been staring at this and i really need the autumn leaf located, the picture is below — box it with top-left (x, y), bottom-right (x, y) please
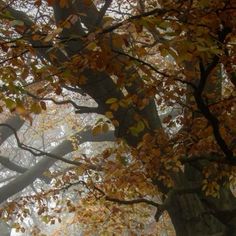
top-left (59, 0), bottom-right (69, 8)
top-left (106, 98), bottom-right (117, 104)
top-left (44, 27), bottom-right (63, 42)
top-left (30, 102), bottom-right (42, 114)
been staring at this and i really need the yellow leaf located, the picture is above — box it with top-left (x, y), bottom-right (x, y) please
top-left (92, 125), bottom-right (102, 136)
top-left (86, 42), bottom-right (97, 50)
top-left (110, 103), bottom-right (119, 111)
top-left (106, 98), bottom-right (118, 104)
top-left (30, 102), bottom-right (42, 114)
top-left (102, 123), bottom-right (109, 133)
top-left (105, 111), bottom-right (113, 119)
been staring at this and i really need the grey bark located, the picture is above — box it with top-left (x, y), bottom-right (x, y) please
top-left (0, 155), bottom-right (50, 183)
top-left (0, 221), bottom-right (10, 236)
top-left (0, 129), bottom-right (114, 204)
top-left (0, 115), bottom-right (24, 145)
top-left (0, 139), bottom-right (73, 204)
top-left (166, 166), bottom-right (236, 236)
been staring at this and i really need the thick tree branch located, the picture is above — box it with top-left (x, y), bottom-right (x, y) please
top-left (0, 139), bottom-right (73, 204)
top-left (2, 1), bottom-right (163, 145)
top-left (0, 126), bottom-right (115, 204)
top-left (74, 0), bottom-right (100, 31)
top-left (94, 185), bottom-right (161, 208)
top-left (0, 155), bottom-right (27, 173)
top-left (0, 115), bottom-right (25, 146)
top-left (194, 92), bottom-right (235, 163)
top-left (0, 123), bottom-right (104, 169)
top-left (25, 91), bottom-right (103, 114)
top-left (0, 155), bottom-right (50, 183)
top-left (0, 1), bottom-right (165, 201)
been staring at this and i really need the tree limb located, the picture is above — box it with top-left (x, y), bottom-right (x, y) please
top-left (94, 184), bottom-right (161, 208)
top-left (25, 91), bottom-right (103, 114)
top-left (0, 126), bottom-right (115, 204)
top-left (96, 0), bottom-right (113, 26)
top-left (0, 123), bottom-right (104, 169)
top-left (0, 155), bottom-right (50, 183)
top-left (194, 27), bottom-right (235, 164)
top-left (0, 115), bottom-right (25, 146)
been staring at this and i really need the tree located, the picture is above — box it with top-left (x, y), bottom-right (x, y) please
top-left (0, 0), bottom-right (236, 235)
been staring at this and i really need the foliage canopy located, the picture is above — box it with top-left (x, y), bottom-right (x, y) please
top-left (0, 0), bottom-right (236, 235)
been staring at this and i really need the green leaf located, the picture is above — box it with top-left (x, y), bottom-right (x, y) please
top-left (5, 98), bottom-right (16, 110)
top-left (11, 20), bottom-right (24, 27)
top-left (106, 98), bottom-right (118, 104)
top-left (41, 215), bottom-right (50, 224)
top-left (129, 121), bottom-right (145, 136)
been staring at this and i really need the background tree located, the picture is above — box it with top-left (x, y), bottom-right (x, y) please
top-left (0, 0), bottom-right (236, 235)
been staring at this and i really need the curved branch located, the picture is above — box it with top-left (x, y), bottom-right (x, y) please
top-left (25, 91), bottom-right (103, 114)
top-left (94, 185), bottom-right (161, 208)
top-left (0, 123), bottom-right (103, 169)
top-left (0, 115), bottom-right (25, 146)
top-left (0, 155), bottom-right (27, 173)
top-left (194, 27), bottom-right (235, 164)
top-left (0, 126), bottom-right (115, 204)
top-left (93, 184), bottom-right (164, 220)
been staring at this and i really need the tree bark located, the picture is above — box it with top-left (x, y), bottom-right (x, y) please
top-left (167, 194), bottom-right (227, 236)
top-left (167, 188), bottom-right (236, 235)
top-left (0, 115), bottom-right (24, 145)
top-left (165, 162), bottom-right (236, 236)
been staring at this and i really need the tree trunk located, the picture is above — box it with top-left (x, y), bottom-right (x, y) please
top-left (167, 194), bottom-right (227, 236)
top-left (166, 165), bottom-right (236, 236)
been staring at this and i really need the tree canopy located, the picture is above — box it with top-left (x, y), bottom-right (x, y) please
top-left (0, 0), bottom-right (236, 235)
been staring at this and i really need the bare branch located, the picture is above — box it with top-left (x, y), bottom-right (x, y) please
top-left (100, 7), bottom-right (177, 35)
top-left (94, 185), bottom-right (160, 208)
top-left (75, 106), bottom-right (102, 114)
top-left (96, 0), bottom-right (113, 26)
top-left (25, 91), bottom-right (102, 114)
top-left (0, 115), bottom-right (25, 146)
top-left (0, 50), bottom-right (28, 65)
top-left (0, 123), bottom-right (101, 169)
top-left (0, 126), bottom-right (115, 203)
top-left (112, 49), bottom-right (196, 88)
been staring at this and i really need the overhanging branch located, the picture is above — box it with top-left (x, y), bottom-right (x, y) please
top-left (0, 124), bottom-right (115, 203)
top-left (93, 184), bottom-right (164, 221)
top-left (25, 91), bottom-right (103, 114)
top-left (0, 123), bottom-right (101, 169)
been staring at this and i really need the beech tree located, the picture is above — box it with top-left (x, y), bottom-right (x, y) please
top-left (0, 0), bottom-right (236, 235)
